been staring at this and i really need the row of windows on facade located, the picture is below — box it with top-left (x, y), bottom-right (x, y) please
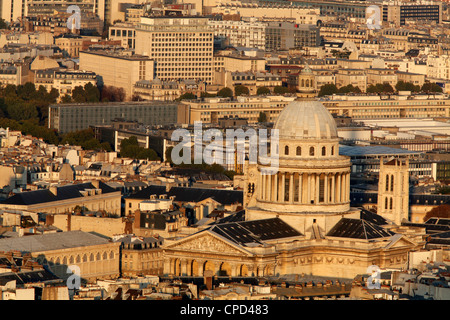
top-left (49, 251), bottom-right (115, 265)
top-left (284, 145), bottom-right (335, 157)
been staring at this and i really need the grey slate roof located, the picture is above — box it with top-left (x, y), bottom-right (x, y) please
top-left (326, 218), bottom-right (393, 239)
top-left (0, 231), bottom-right (111, 253)
top-left (208, 218), bottom-right (302, 246)
top-left (1, 181), bottom-right (117, 206)
top-left (127, 185), bottom-right (243, 205)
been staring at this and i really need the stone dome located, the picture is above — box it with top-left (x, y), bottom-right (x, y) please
top-left (274, 100), bottom-right (338, 140)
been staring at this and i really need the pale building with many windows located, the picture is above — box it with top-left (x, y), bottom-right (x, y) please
top-left (135, 16), bottom-right (214, 84)
top-left (178, 95), bottom-right (296, 125)
top-left (79, 48), bottom-right (154, 101)
top-left (208, 17), bottom-right (266, 51)
top-left (34, 69), bottom-right (97, 101)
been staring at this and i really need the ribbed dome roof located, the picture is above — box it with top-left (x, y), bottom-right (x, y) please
top-left (274, 100), bottom-right (338, 140)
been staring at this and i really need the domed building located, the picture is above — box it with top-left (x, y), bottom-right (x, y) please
top-left (245, 100), bottom-right (357, 237)
top-left (162, 100), bottom-right (425, 279)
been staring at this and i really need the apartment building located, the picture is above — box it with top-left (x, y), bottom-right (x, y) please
top-left (265, 22), bottom-right (320, 52)
top-left (34, 69), bottom-right (97, 101)
top-left (108, 22), bottom-right (136, 49)
top-left (427, 55), bottom-right (450, 81)
top-left (224, 71), bottom-right (282, 95)
top-left (79, 48), bottom-right (154, 100)
top-left (0, 61), bottom-right (31, 85)
top-left (135, 16), bottom-right (214, 84)
top-left (335, 69), bottom-right (367, 92)
top-left (366, 68), bottom-right (398, 87)
top-left (178, 95), bottom-right (296, 124)
top-left (212, 3), bottom-right (320, 25)
top-left (55, 35), bottom-right (88, 58)
top-left (208, 16), bottom-right (266, 51)
top-left (0, 181), bottom-right (122, 215)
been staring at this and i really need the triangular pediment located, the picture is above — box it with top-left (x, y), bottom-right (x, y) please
top-left (165, 231), bottom-right (252, 256)
top-left (385, 234), bottom-right (417, 249)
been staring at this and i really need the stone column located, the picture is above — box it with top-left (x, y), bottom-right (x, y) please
top-left (315, 174), bottom-right (320, 204)
top-left (324, 174), bottom-right (329, 204)
top-left (281, 172), bottom-right (286, 203)
top-left (260, 173), bottom-right (265, 201)
top-left (181, 259), bottom-right (188, 276)
top-left (267, 174), bottom-right (272, 202)
top-left (331, 174), bottom-right (335, 203)
top-left (298, 173), bottom-right (303, 203)
top-left (337, 173), bottom-right (341, 203)
top-left (258, 171), bottom-right (263, 200)
top-left (274, 172), bottom-right (278, 202)
top-left (289, 172), bottom-right (294, 203)
top-left (307, 173), bottom-right (311, 204)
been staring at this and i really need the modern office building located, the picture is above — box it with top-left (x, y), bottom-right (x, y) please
top-left (48, 101), bottom-right (180, 133)
top-left (0, 0), bottom-right (27, 23)
top-left (320, 93), bottom-right (450, 120)
top-left (79, 48), bottom-right (154, 100)
top-left (382, 1), bottom-right (442, 26)
top-left (134, 16), bottom-right (214, 84)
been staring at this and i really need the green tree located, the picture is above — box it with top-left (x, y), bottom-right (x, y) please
top-left (137, 148), bottom-right (160, 160)
top-left (234, 85), bottom-right (249, 96)
top-left (421, 82), bottom-right (443, 93)
top-left (337, 84), bottom-right (361, 94)
top-left (0, 19), bottom-right (7, 30)
top-left (200, 92), bottom-right (216, 98)
top-left (256, 86), bottom-right (270, 95)
top-left (72, 86), bottom-right (87, 103)
top-left (257, 112), bottom-right (267, 123)
top-left (318, 83), bottom-right (338, 97)
top-left (5, 99), bottom-right (38, 121)
top-left (273, 86), bottom-right (289, 95)
top-left (367, 83), bottom-right (394, 94)
top-left (217, 87), bottom-right (233, 98)
top-left (84, 83), bottom-right (100, 102)
top-left (178, 92), bottom-right (197, 100)
top-left (61, 94), bottom-right (72, 103)
top-left (17, 82), bottom-right (36, 100)
top-left (395, 81), bottom-right (420, 92)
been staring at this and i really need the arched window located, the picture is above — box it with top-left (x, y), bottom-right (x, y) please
top-left (322, 146), bottom-right (326, 156)
top-left (305, 79), bottom-right (310, 87)
top-left (285, 145), bottom-right (289, 155)
top-left (391, 175), bottom-right (394, 192)
top-left (331, 146), bottom-right (334, 155)
top-left (389, 197), bottom-right (393, 210)
top-left (76, 255), bottom-right (81, 263)
top-left (301, 79), bottom-right (305, 87)
top-left (83, 254), bottom-right (87, 263)
top-left (90, 253), bottom-right (94, 262)
top-left (385, 175), bottom-right (389, 192)
top-left (103, 252), bottom-right (108, 260)
top-left (385, 197), bottom-right (388, 210)
top-left (309, 147), bottom-right (315, 156)
top-left (110, 252), bottom-right (114, 259)
top-left (296, 146), bottom-right (301, 156)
